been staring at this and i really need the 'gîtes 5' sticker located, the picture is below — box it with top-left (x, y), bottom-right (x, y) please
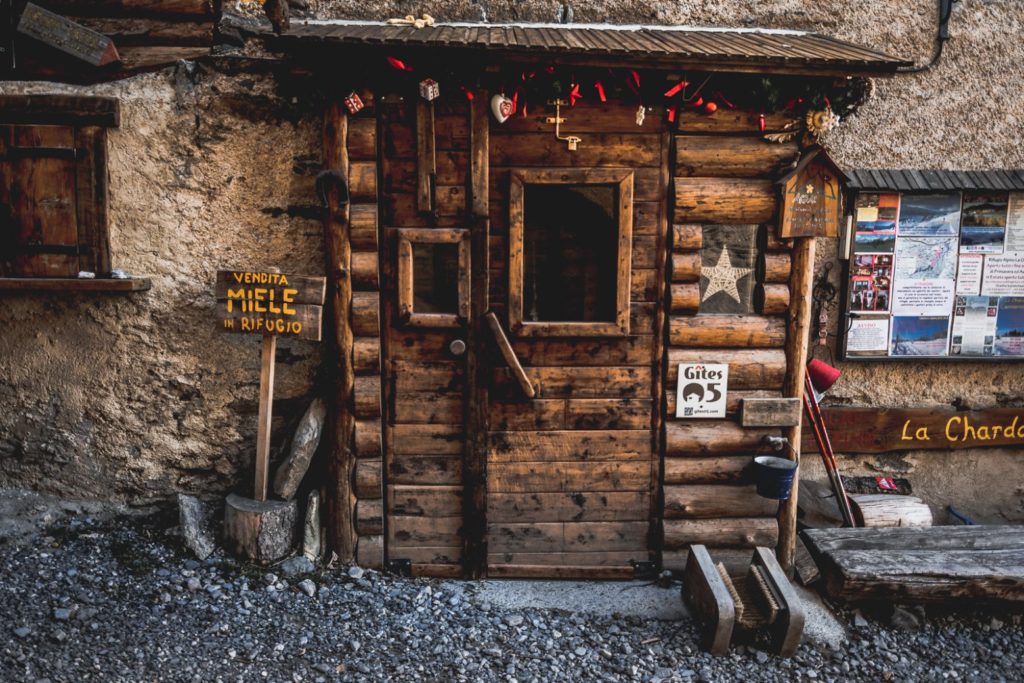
top-left (675, 363), bottom-right (729, 419)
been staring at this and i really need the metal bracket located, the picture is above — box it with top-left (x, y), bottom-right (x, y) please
top-left (386, 559), bottom-right (412, 577)
top-left (545, 99), bottom-right (581, 151)
top-left (632, 560), bottom-right (657, 580)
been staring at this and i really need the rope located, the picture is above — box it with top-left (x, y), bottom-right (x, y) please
top-left (386, 14), bottom-right (435, 28)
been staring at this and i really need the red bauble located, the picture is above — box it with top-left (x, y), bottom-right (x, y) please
top-left (703, 102), bottom-right (718, 114)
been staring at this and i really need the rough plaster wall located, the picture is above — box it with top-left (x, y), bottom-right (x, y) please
top-left (0, 70), bottom-right (325, 501)
top-left (1, 0), bottom-right (1022, 516)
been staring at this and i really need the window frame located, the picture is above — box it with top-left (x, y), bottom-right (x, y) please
top-left (396, 227), bottom-right (470, 328)
top-left (508, 168), bottom-right (634, 337)
top-left (0, 95), bottom-right (119, 280)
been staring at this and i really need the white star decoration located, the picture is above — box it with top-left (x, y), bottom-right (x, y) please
top-left (701, 245), bottom-right (753, 304)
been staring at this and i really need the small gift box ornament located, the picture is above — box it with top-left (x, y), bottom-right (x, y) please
top-left (344, 91), bottom-right (365, 115)
top-left (419, 79), bottom-right (440, 102)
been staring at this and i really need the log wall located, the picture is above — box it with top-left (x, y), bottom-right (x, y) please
top-left (662, 111), bottom-right (801, 570)
top-left (346, 94), bottom-right (385, 569)
top-left (16, 1), bottom-right (217, 80)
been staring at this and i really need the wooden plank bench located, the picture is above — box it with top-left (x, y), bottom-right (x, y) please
top-left (802, 525), bottom-right (1024, 604)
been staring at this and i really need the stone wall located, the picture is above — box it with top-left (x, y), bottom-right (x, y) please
top-left (0, 69), bottom-right (326, 501)
top-left (1, 0), bottom-right (1023, 519)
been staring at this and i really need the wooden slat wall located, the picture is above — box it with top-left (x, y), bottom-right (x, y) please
top-left (662, 116), bottom-right (801, 570)
top-left (16, 1), bottom-right (218, 80)
top-left (486, 100), bottom-right (665, 579)
top-left (379, 96), bottom-right (471, 578)
top-left (345, 93), bottom-right (385, 569)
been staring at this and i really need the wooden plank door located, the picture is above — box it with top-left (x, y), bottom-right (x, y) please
top-left (483, 101), bottom-right (668, 579)
top-left (380, 97), bottom-right (472, 578)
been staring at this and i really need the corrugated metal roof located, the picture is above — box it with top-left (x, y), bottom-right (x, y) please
top-left (846, 169), bottom-right (1024, 192)
top-left (270, 21), bottom-right (909, 74)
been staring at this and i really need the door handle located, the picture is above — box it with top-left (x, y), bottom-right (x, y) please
top-left (485, 312), bottom-right (536, 399)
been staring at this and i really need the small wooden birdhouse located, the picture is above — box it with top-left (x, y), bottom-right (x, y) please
top-left (776, 146), bottom-right (847, 238)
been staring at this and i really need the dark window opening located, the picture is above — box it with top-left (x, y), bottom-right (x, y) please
top-left (412, 242), bottom-right (460, 314)
top-left (522, 184), bottom-right (618, 323)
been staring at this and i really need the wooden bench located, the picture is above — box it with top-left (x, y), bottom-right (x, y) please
top-left (802, 525), bottom-right (1024, 604)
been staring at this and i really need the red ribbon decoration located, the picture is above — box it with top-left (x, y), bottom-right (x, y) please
top-left (511, 90), bottom-right (519, 115)
top-left (460, 85), bottom-right (474, 101)
top-left (663, 80), bottom-right (689, 98)
top-left (568, 82), bottom-right (582, 107)
top-left (667, 106), bottom-right (677, 123)
top-left (758, 113), bottom-right (766, 132)
top-left (594, 80), bottom-right (607, 102)
top-left (626, 70), bottom-right (641, 97)
top-left (385, 56), bottom-right (413, 72)
top-left (712, 90), bottom-right (737, 110)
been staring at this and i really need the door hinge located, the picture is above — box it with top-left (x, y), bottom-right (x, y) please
top-left (386, 559), bottom-right (411, 577)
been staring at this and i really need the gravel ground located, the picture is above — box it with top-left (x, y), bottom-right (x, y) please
top-left (1, 494), bottom-right (1023, 683)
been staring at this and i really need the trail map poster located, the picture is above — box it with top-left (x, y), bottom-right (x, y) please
top-left (843, 189), bottom-right (1024, 359)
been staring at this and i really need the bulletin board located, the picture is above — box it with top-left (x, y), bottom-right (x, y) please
top-left (840, 190), bottom-right (1024, 360)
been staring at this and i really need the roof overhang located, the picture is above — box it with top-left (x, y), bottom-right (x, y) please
top-left (265, 20), bottom-right (911, 78)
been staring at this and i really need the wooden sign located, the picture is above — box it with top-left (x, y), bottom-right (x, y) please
top-left (802, 407), bottom-right (1024, 453)
top-left (216, 270), bottom-right (326, 341)
top-left (777, 147), bottom-right (844, 238)
top-left (740, 397), bottom-right (801, 427)
top-left (17, 3), bottom-right (120, 67)
top-left (675, 363), bottom-right (728, 418)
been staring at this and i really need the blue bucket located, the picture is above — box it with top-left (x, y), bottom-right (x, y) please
top-left (753, 456), bottom-right (798, 500)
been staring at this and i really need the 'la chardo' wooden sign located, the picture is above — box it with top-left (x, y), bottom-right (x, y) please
top-left (215, 271), bottom-right (326, 341)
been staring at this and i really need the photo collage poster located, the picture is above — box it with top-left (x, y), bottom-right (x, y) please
top-left (846, 191), bottom-right (1024, 358)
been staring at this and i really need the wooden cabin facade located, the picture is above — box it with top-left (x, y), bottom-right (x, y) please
top-left (287, 23), bottom-right (907, 578)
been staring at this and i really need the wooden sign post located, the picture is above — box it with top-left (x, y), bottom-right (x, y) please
top-left (217, 269), bottom-right (326, 562)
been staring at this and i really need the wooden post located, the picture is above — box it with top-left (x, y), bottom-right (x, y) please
top-left (253, 333), bottom-right (277, 501)
top-left (463, 89), bottom-right (490, 579)
top-left (777, 235), bottom-right (815, 572)
top-left (322, 101), bottom-right (356, 561)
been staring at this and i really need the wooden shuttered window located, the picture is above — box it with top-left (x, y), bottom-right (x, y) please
top-left (0, 96), bottom-right (118, 278)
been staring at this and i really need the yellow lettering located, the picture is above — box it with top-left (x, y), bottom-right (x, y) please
top-left (962, 416), bottom-right (977, 441)
top-left (225, 288), bottom-right (245, 313)
top-left (282, 289), bottom-right (297, 315)
top-left (901, 420), bottom-right (914, 441)
top-left (1008, 416), bottom-right (1020, 439)
top-left (240, 317), bottom-right (251, 332)
top-left (252, 288), bottom-right (266, 313)
top-left (992, 426), bottom-right (1003, 439)
top-left (977, 426), bottom-right (991, 440)
top-left (222, 318), bottom-right (234, 330)
top-left (945, 416), bottom-right (960, 441)
top-left (915, 426), bottom-right (930, 441)
top-left (233, 272), bottom-right (243, 283)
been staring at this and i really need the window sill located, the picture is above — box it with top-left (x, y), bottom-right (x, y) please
top-left (0, 277), bottom-right (152, 293)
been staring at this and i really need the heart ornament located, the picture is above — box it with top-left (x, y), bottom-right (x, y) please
top-left (490, 93), bottom-right (514, 123)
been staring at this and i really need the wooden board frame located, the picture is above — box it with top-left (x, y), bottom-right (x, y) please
top-left (395, 227), bottom-right (470, 328)
top-left (508, 168), bottom-right (633, 337)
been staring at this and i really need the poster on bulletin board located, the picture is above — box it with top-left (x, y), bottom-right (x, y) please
top-left (843, 190), bottom-right (1024, 360)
